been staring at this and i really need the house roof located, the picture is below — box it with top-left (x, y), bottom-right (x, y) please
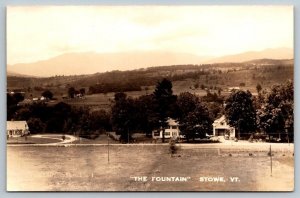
top-left (214, 115), bottom-right (226, 124)
top-left (167, 118), bottom-right (179, 126)
top-left (212, 115), bottom-right (235, 130)
top-left (7, 121), bottom-right (28, 130)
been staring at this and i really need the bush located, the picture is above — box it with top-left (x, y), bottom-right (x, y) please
top-left (169, 138), bottom-right (178, 156)
top-left (79, 131), bottom-right (101, 140)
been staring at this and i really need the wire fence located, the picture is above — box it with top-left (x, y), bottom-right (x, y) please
top-left (237, 132), bottom-right (294, 143)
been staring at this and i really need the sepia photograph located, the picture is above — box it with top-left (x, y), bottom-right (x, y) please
top-left (6, 5), bottom-right (294, 191)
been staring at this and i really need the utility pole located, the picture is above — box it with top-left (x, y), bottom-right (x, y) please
top-left (270, 145), bottom-right (272, 177)
top-left (238, 119), bottom-right (241, 141)
top-left (128, 128), bottom-right (129, 144)
top-left (107, 133), bottom-right (110, 164)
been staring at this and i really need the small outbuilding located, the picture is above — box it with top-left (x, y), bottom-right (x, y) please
top-left (212, 115), bottom-right (235, 139)
top-left (7, 121), bottom-right (30, 138)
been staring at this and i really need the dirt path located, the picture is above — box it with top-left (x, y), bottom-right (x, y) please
top-left (30, 134), bottom-right (78, 145)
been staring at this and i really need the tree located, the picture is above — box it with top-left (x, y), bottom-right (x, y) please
top-left (176, 92), bottom-right (200, 120)
top-left (153, 79), bottom-right (176, 143)
top-left (14, 93), bottom-right (25, 103)
top-left (46, 102), bottom-right (72, 133)
top-left (111, 93), bottom-right (137, 143)
top-left (206, 102), bottom-right (223, 120)
top-left (27, 118), bottom-right (45, 133)
top-left (218, 88), bottom-right (222, 96)
top-left (257, 81), bottom-right (293, 141)
top-left (88, 109), bottom-right (112, 134)
top-left (7, 93), bottom-right (17, 107)
top-left (180, 103), bottom-right (212, 142)
top-left (203, 90), bottom-right (223, 103)
top-left (225, 90), bottom-right (256, 138)
top-left (7, 93), bottom-right (18, 120)
top-left (42, 90), bottom-right (53, 100)
top-left (79, 88), bottom-right (86, 96)
top-left (256, 83), bottom-right (262, 94)
top-left (134, 95), bottom-right (157, 136)
top-left (68, 87), bottom-right (76, 98)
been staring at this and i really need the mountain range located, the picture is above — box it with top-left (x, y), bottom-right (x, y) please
top-left (7, 47), bottom-right (293, 77)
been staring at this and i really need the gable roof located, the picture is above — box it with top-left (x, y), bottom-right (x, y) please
top-left (167, 118), bottom-right (179, 126)
top-left (214, 115), bottom-right (226, 124)
top-left (7, 121), bottom-right (28, 130)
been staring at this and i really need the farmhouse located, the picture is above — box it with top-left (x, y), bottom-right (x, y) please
top-left (7, 121), bottom-right (30, 137)
top-left (212, 115), bottom-right (235, 139)
top-left (152, 118), bottom-right (180, 139)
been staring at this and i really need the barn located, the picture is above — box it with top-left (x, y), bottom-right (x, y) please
top-left (7, 121), bottom-right (30, 138)
top-left (212, 115), bottom-right (235, 139)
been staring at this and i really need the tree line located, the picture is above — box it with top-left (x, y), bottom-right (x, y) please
top-left (7, 79), bottom-right (293, 142)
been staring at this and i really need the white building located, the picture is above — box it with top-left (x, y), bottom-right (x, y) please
top-left (152, 118), bottom-right (180, 139)
top-left (212, 115), bottom-right (235, 139)
top-left (7, 121), bottom-right (30, 137)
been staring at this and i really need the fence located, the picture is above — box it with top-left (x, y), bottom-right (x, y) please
top-left (237, 132), bottom-right (294, 143)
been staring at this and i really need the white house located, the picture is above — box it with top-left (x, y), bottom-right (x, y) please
top-left (7, 121), bottom-right (30, 137)
top-left (212, 116), bottom-right (235, 139)
top-left (152, 118), bottom-right (180, 139)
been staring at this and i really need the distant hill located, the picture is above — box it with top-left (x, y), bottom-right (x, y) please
top-left (6, 70), bottom-right (36, 78)
top-left (7, 51), bottom-right (211, 77)
top-left (7, 58), bottom-right (293, 93)
top-left (7, 47), bottom-right (293, 77)
top-left (243, 58), bottom-right (294, 65)
top-left (205, 48), bottom-right (293, 64)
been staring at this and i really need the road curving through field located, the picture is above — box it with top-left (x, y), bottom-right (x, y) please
top-left (30, 134), bottom-right (78, 145)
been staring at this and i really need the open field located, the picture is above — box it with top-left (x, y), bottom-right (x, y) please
top-left (7, 134), bottom-right (74, 145)
top-left (7, 136), bottom-right (60, 144)
top-left (7, 144), bottom-right (294, 191)
top-left (49, 87), bottom-right (233, 110)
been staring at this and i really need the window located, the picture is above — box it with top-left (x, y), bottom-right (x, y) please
top-left (154, 131), bottom-right (160, 136)
top-left (165, 132), bottom-right (170, 136)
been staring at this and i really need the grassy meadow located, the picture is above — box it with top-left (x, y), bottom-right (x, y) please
top-left (7, 144), bottom-right (294, 191)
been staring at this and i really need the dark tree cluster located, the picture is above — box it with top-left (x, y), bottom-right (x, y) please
top-left (7, 93), bottom-right (25, 120)
top-left (176, 92), bottom-right (213, 142)
top-left (41, 90), bottom-right (53, 100)
top-left (202, 91), bottom-right (224, 103)
top-left (8, 76), bottom-right (294, 143)
top-left (224, 80), bottom-right (294, 142)
top-left (110, 79), bottom-right (214, 143)
top-left (225, 90), bottom-right (256, 138)
top-left (68, 87), bottom-right (86, 98)
top-left (256, 80), bottom-right (294, 142)
top-left (10, 101), bottom-right (112, 139)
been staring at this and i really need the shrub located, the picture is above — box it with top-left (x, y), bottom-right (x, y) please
top-left (169, 138), bottom-right (178, 156)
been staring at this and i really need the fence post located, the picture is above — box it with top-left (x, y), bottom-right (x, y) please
top-left (107, 134), bottom-right (110, 164)
top-left (270, 145), bottom-right (272, 177)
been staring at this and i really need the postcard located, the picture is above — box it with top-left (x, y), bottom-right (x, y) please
top-left (6, 5), bottom-right (294, 191)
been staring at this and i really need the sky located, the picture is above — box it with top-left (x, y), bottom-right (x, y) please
top-left (7, 6), bottom-right (293, 65)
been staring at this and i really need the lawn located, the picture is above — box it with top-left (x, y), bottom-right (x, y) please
top-left (7, 144), bottom-right (294, 191)
top-left (7, 136), bottom-right (60, 144)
